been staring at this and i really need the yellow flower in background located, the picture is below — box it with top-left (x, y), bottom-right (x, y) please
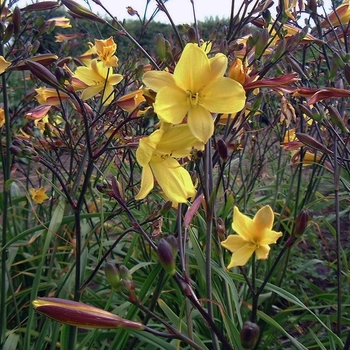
top-left (143, 43), bottom-right (246, 144)
top-left (135, 123), bottom-right (203, 203)
top-left (0, 108), bottom-right (4, 127)
top-left (46, 16), bottom-right (71, 28)
top-left (321, 0), bottom-right (350, 27)
top-left (35, 87), bottom-right (69, 106)
top-left (29, 187), bottom-right (49, 204)
top-left (221, 206), bottom-right (282, 268)
top-left (73, 59), bottom-right (123, 105)
top-left (0, 56), bottom-right (10, 74)
top-left (95, 36), bottom-right (119, 67)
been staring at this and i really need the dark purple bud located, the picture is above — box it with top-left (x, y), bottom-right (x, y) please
top-left (240, 321), bottom-right (260, 349)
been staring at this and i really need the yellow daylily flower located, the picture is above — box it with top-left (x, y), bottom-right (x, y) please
top-left (143, 43), bottom-right (246, 144)
top-left (95, 36), bottom-right (119, 67)
top-left (221, 206), bottom-right (282, 268)
top-left (135, 123), bottom-right (203, 203)
top-left (29, 187), bottom-right (49, 204)
top-left (0, 108), bottom-right (4, 127)
top-left (0, 56), bottom-right (10, 74)
top-left (73, 59), bottom-right (123, 105)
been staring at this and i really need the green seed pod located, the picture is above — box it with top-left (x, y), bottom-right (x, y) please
top-left (105, 263), bottom-right (121, 290)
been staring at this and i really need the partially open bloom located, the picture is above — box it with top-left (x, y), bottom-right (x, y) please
top-left (95, 36), bottom-right (119, 67)
top-left (73, 59), bottom-right (123, 105)
top-left (135, 123), bottom-right (203, 203)
top-left (33, 297), bottom-right (144, 330)
top-left (29, 187), bottom-right (49, 204)
top-left (0, 56), bottom-right (10, 74)
top-left (46, 16), bottom-right (71, 28)
top-left (221, 206), bottom-right (282, 268)
top-left (116, 89), bottom-right (146, 112)
top-left (143, 43), bottom-right (246, 144)
top-left (35, 87), bottom-right (69, 106)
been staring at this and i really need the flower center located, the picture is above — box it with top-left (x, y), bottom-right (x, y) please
top-left (187, 91), bottom-right (199, 107)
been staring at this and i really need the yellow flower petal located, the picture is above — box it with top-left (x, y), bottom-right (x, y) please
top-left (227, 242), bottom-right (256, 268)
top-left (232, 206), bottom-right (255, 241)
top-left (209, 53), bottom-right (228, 78)
top-left (200, 78), bottom-right (246, 113)
top-left (174, 43), bottom-right (212, 91)
top-left (255, 245), bottom-right (271, 260)
top-left (154, 86), bottom-right (189, 124)
top-left (187, 105), bottom-right (214, 144)
top-left (253, 205), bottom-right (274, 232)
top-left (221, 235), bottom-right (246, 252)
top-left (0, 56), bottom-right (10, 74)
top-left (151, 157), bottom-right (196, 203)
top-left (135, 164), bottom-right (154, 200)
top-left (142, 71), bottom-right (176, 92)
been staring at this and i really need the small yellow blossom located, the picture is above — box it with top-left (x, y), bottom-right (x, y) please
top-left (221, 206), bottom-right (282, 268)
top-left (73, 59), bottom-right (123, 105)
top-left (95, 36), bottom-right (119, 67)
top-left (29, 187), bottom-right (49, 204)
top-left (143, 43), bottom-right (246, 144)
top-left (46, 16), bottom-right (71, 28)
top-left (135, 123), bottom-right (203, 203)
top-left (0, 56), bottom-right (10, 74)
top-left (0, 108), bottom-right (4, 127)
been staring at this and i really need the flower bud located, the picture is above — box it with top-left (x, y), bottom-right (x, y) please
top-left (61, 0), bottom-right (106, 24)
top-left (22, 1), bottom-right (60, 12)
top-left (216, 217), bottom-right (226, 241)
top-left (217, 139), bottom-right (228, 161)
top-left (155, 34), bottom-right (167, 62)
top-left (3, 23), bottom-right (14, 44)
top-left (294, 209), bottom-right (312, 238)
top-left (119, 265), bottom-right (132, 281)
top-left (105, 263), bottom-right (121, 290)
top-left (272, 38), bottom-right (286, 63)
top-left (295, 132), bottom-right (333, 155)
top-left (25, 60), bottom-right (61, 90)
top-left (240, 321), bottom-right (260, 349)
top-left (188, 27), bottom-right (197, 43)
top-left (32, 297), bottom-right (144, 330)
top-left (345, 64), bottom-right (350, 85)
top-left (12, 7), bottom-right (21, 38)
top-left (255, 28), bottom-right (269, 59)
top-left (328, 106), bottom-right (349, 134)
top-left (157, 238), bottom-right (176, 276)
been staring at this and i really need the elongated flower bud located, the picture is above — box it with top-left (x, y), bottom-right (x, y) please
top-left (295, 132), bottom-right (333, 155)
top-left (217, 139), bottom-right (228, 161)
top-left (32, 297), bottom-right (145, 330)
top-left (240, 321), bottom-right (260, 349)
top-left (157, 238), bottom-right (176, 276)
top-left (25, 60), bottom-right (62, 90)
top-left (328, 106), bottom-right (349, 133)
top-left (61, 0), bottom-right (106, 24)
top-left (294, 209), bottom-right (312, 238)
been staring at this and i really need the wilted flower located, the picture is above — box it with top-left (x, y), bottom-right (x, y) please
top-left (29, 187), bottom-right (49, 204)
top-left (321, 0), bottom-right (350, 27)
top-left (55, 33), bottom-right (85, 42)
top-left (116, 89), bottom-right (146, 113)
top-left (221, 206), bottom-right (283, 267)
top-left (143, 43), bottom-right (246, 144)
top-left (135, 122), bottom-right (203, 203)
